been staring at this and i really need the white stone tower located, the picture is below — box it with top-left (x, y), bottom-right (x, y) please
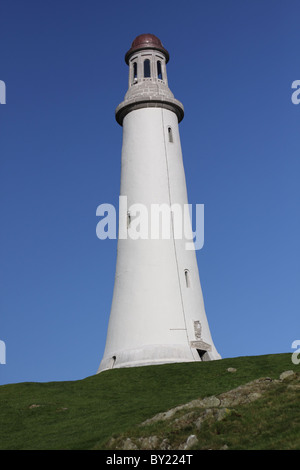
top-left (98, 34), bottom-right (220, 373)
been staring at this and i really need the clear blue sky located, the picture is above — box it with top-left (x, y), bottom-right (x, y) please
top-left (1, 0), bottom-right (299, 385)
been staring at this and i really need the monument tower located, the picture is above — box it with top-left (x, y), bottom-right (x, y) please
top-left (98, 34), bottom-right (220, 373)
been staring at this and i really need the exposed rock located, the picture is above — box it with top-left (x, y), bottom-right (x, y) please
top-left (287, 384), bottom-right (300, 391)
top-left (227, 368), bottom-right (237, 373)
top-left (183, 434), bottom-right (198, 449)
top-left (218, 377), bottom-right (274, 407)
top-left (220, 444), bottom-right (229, 450)
top-left (173, 411), bottom-right (198, 429)
top-left (138, 435), bottom-right (159, 449)
top-left (160, 438), bottom-right (171, 450)
top-left (200, 396), bottom-right (221, 408)
top-left (142, 395), bottom-right (221, 426)
top-left (194, 408), bottom-right (214, 429)
top-left (122, 438), bottom-right (138, 450)
top-left (142, 377), bottom-right (275, 427)
top-left (280, 370), bottom-right (295, 381)
top-left (215, 407), bottom-right (232, 421)
top-left (107, 437), bottom-right (116, 448)
top-left (194, 407), bottom-right (235, 431)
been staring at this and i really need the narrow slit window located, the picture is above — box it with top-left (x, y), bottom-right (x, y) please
top-left (184, 269), bottom-right (191, 288)
top-left (127, 211), bottom-right (131, 228)
top-left (133, 62), bottom-right (137, 83)
top-left (157, 60), bottom-right (162, 80)
top-left (144, 59), bottom-right (151, 78)
top-left (168, 126), bottom-right (173, 143)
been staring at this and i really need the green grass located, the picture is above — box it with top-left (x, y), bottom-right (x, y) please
top-left (0, 353), bottom-right (299, 449)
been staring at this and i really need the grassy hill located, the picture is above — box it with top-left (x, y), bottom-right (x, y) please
top-left (0, 353), bottom-right (299, 450)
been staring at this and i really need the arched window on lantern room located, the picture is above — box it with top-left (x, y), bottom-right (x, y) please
top-left (157, 60), bottom-right (163, 80)
top-left (132, 62), bottom-right (138, 84)
top-left (144, 59), bottom-right (151, 78)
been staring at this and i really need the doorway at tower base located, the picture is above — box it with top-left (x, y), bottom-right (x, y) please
top-left (97, 343), bottom-right (221, 373)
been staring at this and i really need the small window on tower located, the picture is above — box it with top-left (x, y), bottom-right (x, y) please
top-left (127, 211), bottom-right (131, 228)
top-left (157, 60), bottom-right (163, 80)
top-left (168, 126), bottom-right (173, 143)
top-left (184, 269), bottom-right (191, 288)
top-left (144, 59), bottom-right (151, 78)
top-left (133, 62), bottom-right (138, 84)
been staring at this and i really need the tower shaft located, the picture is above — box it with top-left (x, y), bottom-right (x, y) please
top-left (98, 35), bottom-right (220, 372)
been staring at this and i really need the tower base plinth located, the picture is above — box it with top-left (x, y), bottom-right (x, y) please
top-left (97, 343), bottom-right (221, 373)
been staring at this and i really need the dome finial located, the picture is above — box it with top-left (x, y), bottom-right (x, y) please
top-left (125, 33), bottom-right (169, 64)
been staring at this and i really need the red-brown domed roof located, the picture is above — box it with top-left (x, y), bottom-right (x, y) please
top-left (125, 34), bottom-right (169, 64)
